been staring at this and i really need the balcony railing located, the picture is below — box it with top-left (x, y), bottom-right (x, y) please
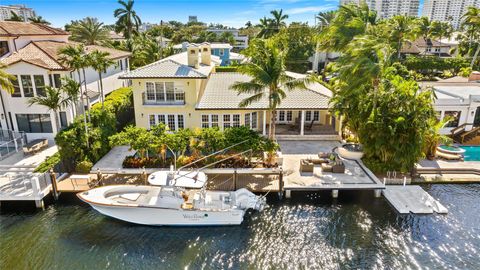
top-left (142, 92), bottom-right (185, 106)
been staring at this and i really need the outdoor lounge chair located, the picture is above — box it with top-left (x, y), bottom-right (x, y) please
top-left (22, 138), bottom-right (48, 155)
top-left (435, 151), bottom-right (463, 161)
top-left (305, 120), bottom-right (315, 131)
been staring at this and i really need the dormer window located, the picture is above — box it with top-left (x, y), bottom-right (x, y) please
top-left (203, 48), bottom-right (208, 52)
top-left (0, 41), bottom-right (9, 57)
top-left (190, 50), bottom-right (196, 54)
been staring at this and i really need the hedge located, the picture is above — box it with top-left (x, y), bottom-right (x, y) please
top-left (53, 87), bottom-right (134, 172)
top-left (403, 56), bottom-right (469, 75)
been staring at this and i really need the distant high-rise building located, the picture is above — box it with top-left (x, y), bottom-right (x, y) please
top-left (188, 16), bottom-right (198, 23)
top-left (0, 4), bottom-right (36, 21)
top-left (423, 0), bottom-right (480, 29)
top-left (339, 0), bottom-right (419, 19)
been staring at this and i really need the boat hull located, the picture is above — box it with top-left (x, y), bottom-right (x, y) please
top-left (89, 204), bottom-right (246, 226)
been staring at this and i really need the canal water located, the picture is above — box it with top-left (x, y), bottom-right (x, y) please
top-left (1, 184), bottom-right (479, 269)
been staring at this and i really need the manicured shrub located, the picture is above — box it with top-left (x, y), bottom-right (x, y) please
top-left (75, 160), bottom-right (93, 173)
top-left (34, 153), bottom-right (61, 173)
top-left (55, 87), bottom-right (134, 172)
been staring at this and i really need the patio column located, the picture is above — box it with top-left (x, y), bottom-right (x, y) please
top-left (262, 110), bottom-right (267, 136)
top-left (300, 110), bottom-right (305, 136)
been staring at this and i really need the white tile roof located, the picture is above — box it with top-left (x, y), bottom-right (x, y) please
top-left (196, 72), bottom-right (332, 110)
top-left (119, 59), bottom-right (209, 79)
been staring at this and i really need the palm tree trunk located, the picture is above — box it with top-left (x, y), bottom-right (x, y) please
top-left (98, 72), bottom-right (104, 108)
top-left (77, 70), bottom-right (89, 148)
top-left (53, 110), bottom-right (60, 134)
top-left (470, 43), bottom-right (480, 68)
top-left (82, 68), bottom-right (91, 123)
top-left (270, 109), bottom-right (277, 141)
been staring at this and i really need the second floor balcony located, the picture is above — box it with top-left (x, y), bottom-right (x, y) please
top-left (142, 92), bottom-right (186, 106)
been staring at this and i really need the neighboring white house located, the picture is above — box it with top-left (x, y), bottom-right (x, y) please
top-left (421, 76), bottom-right (480, 136)
top-left (206, 29), bottom-right (249, 50)
top-left (0, 21), bottom-right (131, 141)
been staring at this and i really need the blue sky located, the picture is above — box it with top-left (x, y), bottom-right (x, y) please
top-left (3, 0), bottom-right (342, 28)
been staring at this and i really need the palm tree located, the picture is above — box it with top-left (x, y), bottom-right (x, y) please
top-left (27, 86), bottom-right (69, 133)
top-left (431, 21), bottom-right (453, 56)
top-left (387, 15), bottom-right (416, 59)
top-left (270, 9), bottom-right (288, 30)
top-left (230, 39), bottom-right (309, 140)
top-left (316, 10), bottom-right (336, 29)
top-left (319, 3), bottom-right (377, 54)
top-left (6, 11), bottom-right (23, 22)
top-left (0, 64), bottom-right (16, 94)
top-left (257, 16), bottom-right (273, 38)
top-left (88, 50), bottom-right (114, 107)
top-left (114, 0), bottom-right (141, 40)
top-left (28, 16), bottom-right (50, 25)
top-left (461, 6), bottom-right (480, 68)
top-left (315, 10), bottom-right (337, 76)
top-left (61, 77), bottom-right (81, 117)
top-left (58, 44), bottom-right (90, 146)
top-left (70, 17), bottom-right (109, 45)
top-left (415, 17), bottom-right (435, 55)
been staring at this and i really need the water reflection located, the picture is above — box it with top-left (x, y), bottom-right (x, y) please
top-left (1, 185), bottom-right (479, 269)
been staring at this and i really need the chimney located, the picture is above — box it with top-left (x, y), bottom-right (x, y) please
top-left (181, 42), bottom-right (189, 52)
top-left (200, 43), bottom-right (211, 66)
top-left (187, 46), bottom-right (200, 68)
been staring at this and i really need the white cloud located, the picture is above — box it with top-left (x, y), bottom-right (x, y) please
top-left (285, 5), bottom-right (336, 15)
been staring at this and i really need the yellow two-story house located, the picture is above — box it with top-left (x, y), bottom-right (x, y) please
top-left (121, 43), bottom-right (341, 139)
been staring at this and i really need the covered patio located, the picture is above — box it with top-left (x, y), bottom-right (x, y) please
top-left (262, 110), bottom-right (339, 136)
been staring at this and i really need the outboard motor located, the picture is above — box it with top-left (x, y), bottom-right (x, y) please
top-left (234, 188), bottom-right (266, 211)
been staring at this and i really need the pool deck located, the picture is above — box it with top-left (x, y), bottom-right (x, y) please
top-left (279, 141), bottom-right (385, 192)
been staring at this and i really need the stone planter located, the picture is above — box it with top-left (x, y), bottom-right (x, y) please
top-left (337, 143), bottom-right (364, 160)
top-left (263, 151), bottom-right (283, 166)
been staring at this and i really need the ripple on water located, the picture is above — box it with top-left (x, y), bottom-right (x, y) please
top-left (1, 185), bottom-right (479, 269)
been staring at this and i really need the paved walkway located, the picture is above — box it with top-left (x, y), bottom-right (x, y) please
top-left (92, 146), bottom-right (136, 172)
top-left (279, 141), bottom-right (384, 190)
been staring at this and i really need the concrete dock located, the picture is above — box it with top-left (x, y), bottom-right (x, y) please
top-left (382, 185), bottom-right (448, 214)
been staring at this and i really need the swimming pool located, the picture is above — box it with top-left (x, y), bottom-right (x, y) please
top-left (459, 146), bottom-right (480, 161)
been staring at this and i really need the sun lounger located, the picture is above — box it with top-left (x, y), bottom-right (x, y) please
top-left (435, 151), bottom-right (463, 161)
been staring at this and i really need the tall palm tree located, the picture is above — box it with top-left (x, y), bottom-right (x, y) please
top-left (315, 10), bottom-right (337, 76)
top-left (61, 77), bottom-right (81, 117)
top-left (431, 21), bottom-right (453, 56)
top-left (230, 39), bottom-right (309, 140)
top-left (415, 16), bottom-right (435, 54)
top-left (270, 9), bottom-right (288, 30)
top-left (461, 6), bottom-right (480, 68)
top-left (0, 64), bottom-right (15, 94)
top-left (387, 15), bottom-right (416, 59)
top-left (70, 17), bottom-right (109, 45)
top-left (27, 86), bottom-right (69, 133)
top-left (114, 0), bottom-right (141, 40)
top-left (257, 16), bottom-right (273, 38)
top-left (319, 3), bottom-right (377, 54)
top-left (316, 10), bottom-right (336, 29)
top-left (88, 50), bottom-right (114, 107)
top-left (5, 11), bottom-right (23, 22)
top-left (28, 16), bottom-right (50, 25)
top-left (58, 44), bottom-right (90, 146)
